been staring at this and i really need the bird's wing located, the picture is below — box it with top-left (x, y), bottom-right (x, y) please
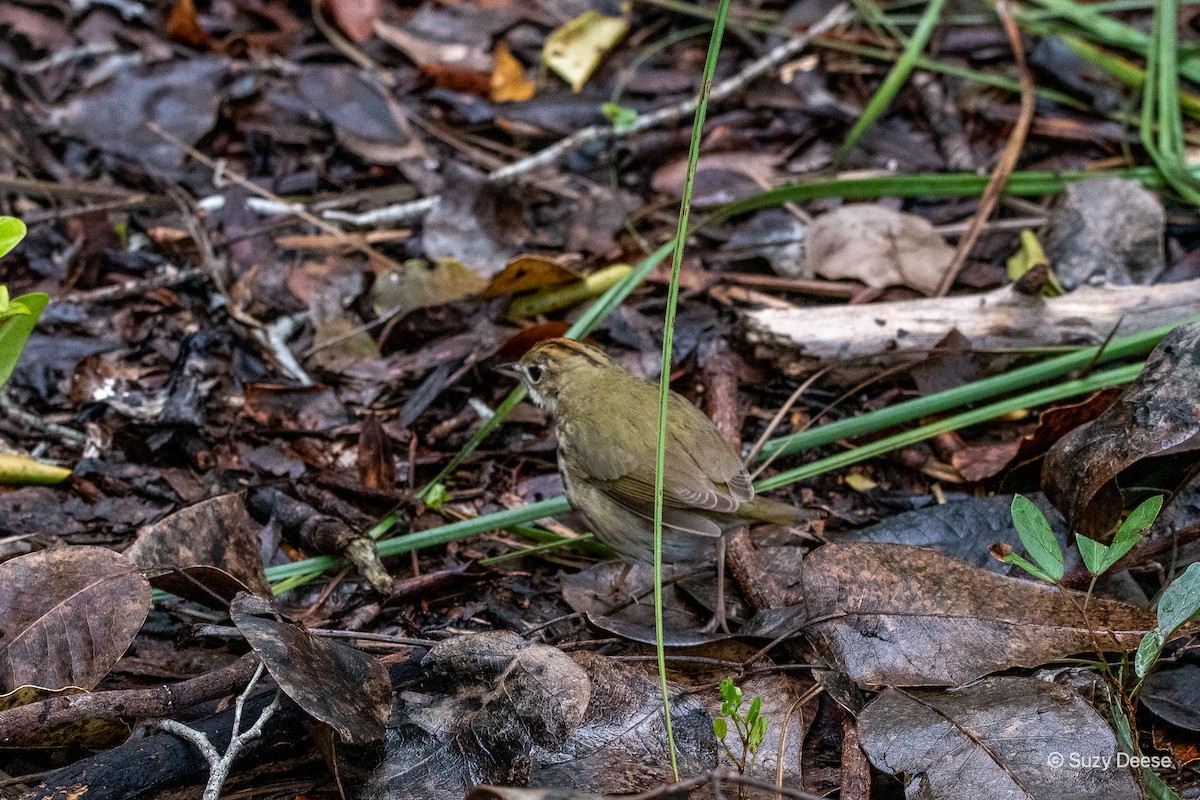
top-left (561, 383), bottom-right (752, 529)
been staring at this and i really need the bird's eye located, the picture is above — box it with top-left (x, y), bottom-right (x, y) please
top-left (525, 364), bottom-right (543, 383)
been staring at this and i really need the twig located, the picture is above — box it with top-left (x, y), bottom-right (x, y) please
top-left (157, 661), bottom-right (281, 800)
top-left (0, 655), bottom-right (260, 748)
top-left (324, 4), bottom-right (852, 227)
top-left (60, 264), bottom-right (208, 304)
top-left (264, 312), bottom-right (314, 386)
top-left (630, 767), bottom-right (828, 800)
top-left (934, 0), bottom-right (1035, 296)
top-left (0, 389), bottom-right (87, 448)
top-left (146, 122), bottom-right (403, 272)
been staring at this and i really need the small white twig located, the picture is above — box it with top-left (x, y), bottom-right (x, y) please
top-left (158, 661), bottom-right (281, 800)
top-left (0, 389), bottom-right (88, 448)
top-left (323, 3), bottom-right (850, 227)
top-left (261, 313), bottom-right (314, 386)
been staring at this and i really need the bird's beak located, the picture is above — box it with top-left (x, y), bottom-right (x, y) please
top-left (496, 362), bottom-right (522, 379)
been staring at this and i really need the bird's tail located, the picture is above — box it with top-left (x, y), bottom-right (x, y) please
top-left (740, 495), bottom-right (823, 525)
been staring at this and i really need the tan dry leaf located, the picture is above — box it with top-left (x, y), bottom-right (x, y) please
top-left (490, 41), bottom-right (535, 102)
top-left (542, 10), bottom-right (628, 92)
top-left (371, 258), bottom-right (489, 315)
top-left (806, 204), bottom-right (954, 295)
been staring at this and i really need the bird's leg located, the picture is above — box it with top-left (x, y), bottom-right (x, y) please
top-left (610, 561), bottom-right (636, 606)
top-left (701, 537), bottom-right (731, 633)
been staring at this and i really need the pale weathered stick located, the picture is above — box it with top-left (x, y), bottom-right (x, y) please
top-left (744, 279), bottom-right (1200, 361)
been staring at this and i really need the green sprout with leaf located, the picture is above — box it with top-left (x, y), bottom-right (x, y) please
top-left (713, 677), bottom-right (767, 779)
top-left (997, 493), bottom-right (1200, 682)
top-left (0, 217), bottom-right (49, 391)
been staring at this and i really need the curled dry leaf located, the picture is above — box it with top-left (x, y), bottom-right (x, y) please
top-left (805, 204), bottom-right (954, 295)
top-left (561, 562), bottom-right (724, 646)
top-left (801, 543), bottom-right (1155, 686)
top-left (479, 254), bottom-right (579, 300)
top-left (542, 10), bottom-right (629, 92)
top-left (229, 594), bottom-right (392, 745)
top-left (0, 546), bottom-right (151, 693)
top-left (125, 493), bottom-right (270, 603)
top-left (858, 677), bottom-right (1141, 800)
top-left (1043, 322), bottom-right (1200, 536)
top-left (491, 41), bottom-right (535, 103)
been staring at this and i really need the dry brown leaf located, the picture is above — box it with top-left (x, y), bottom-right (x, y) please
top-left (801, 542), bottom-right (1155, 686)
top-left (490, 41), bottom-right (535, 102)
top-left (806, 204), bottom-right (954, 295)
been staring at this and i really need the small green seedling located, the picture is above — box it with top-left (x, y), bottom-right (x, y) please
top-left (997, 494), bottom-right (1163, 583)
top-left (1136, 561), bottom-right (1200, 679)
top-left (0, 217), bottom-right (49, 390)
top-left (601, 101), bottom-right (639, 133)
top-left (423, 482), bottom-right (452, 511)
top-left (1076, 495), bottom-right (1163, 576)
top-left (714, 677), bottom-right (767, 777)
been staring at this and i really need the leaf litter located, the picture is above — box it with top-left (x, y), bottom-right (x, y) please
top-left (1, 0), bottom-right (1199, 798)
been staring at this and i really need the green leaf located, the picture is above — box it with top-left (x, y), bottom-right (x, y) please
top-left (1135, 630), bottom-right (1165, 679)
top-left (0, 291), bottom-right (49, 390)
top-left (1156, 561), bottom-right (1200, 633)
top-left (1076, 534), bottom-right (1111, 576)
top-left (719, 677), bottom-right (741, 708)
top-left (1105, 495), bottom-right (1163, 568)
top-left (713, 717), bottom-right (727, 739)
top-left (748, 715), bottom-right (766, 752)
top-left (1136, 562), bottom-right (1200, 678)
top-left (747, 695), bottom-right (761, 723)
top-left (601, 101), bottom-right (639, 132)
top-left (1010, 495), bottom-right (1064, 580)
top-left (998, 548), bottom-right (1058, 583)
top-left (0, 217), bottom-right (26, 259)
top-left (424, 482), bottom-right (452, 510)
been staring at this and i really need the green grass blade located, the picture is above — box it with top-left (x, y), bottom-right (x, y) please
top-left (755, 318), bottom-right (1195, 462)
top-left (838, 0), bottom-right (949, 160)
top-left (652, 0), bottom-right (732, 779)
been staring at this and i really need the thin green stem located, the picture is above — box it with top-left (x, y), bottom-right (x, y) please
top-left (653, 0), bottom-right (731, 780)
top-left (838, 0), bottom-right (949, 161)
top-left (755, 363), bottom-right (1143, 492)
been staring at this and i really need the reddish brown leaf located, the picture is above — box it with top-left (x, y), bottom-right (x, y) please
top-left (357, 413), bottom-right (396, 491)
top-left (324, 0), bottom-right (379, 43)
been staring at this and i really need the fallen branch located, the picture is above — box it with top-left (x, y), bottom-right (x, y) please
top-left (0, 655), bottom-right (259, 748)
top-left (744, 278), bottom-right (1200, 362)
top-left (324, 4), bottom-right (851, 227)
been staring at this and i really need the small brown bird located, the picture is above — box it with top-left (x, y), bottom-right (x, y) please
top-left (513, 338), bottom-right (809, 631)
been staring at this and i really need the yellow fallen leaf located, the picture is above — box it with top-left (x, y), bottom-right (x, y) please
top-left (0, 453), bottom-right (72, 486)
top-left (543, 10), bottom-right (628, 92)
top-left (491, 41), bottom-right (535, 102)
top-left (844, 472), bottom-right (878, 493)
